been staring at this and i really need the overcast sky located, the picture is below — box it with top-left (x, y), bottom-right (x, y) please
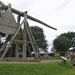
top-left (1, 0), bottom-right (75, 50)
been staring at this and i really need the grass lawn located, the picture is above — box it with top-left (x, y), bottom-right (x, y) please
top-left (0, 60), bottom-right (75, 75)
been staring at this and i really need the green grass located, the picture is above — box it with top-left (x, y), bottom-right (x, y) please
top-left (0, 61), bottom-right (75, 75)
top-left (54, 54), bottom-right (61, 59)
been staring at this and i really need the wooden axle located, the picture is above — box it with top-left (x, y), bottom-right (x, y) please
top-left (0, 1), bottom-right (57, 30)
top-left (11, 39), bottom-right (37, 44)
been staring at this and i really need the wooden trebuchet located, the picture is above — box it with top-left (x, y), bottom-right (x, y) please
top-left (0, 1), bottom-right (57, 30)
top-left (0, 1), bottom-right (57, 61)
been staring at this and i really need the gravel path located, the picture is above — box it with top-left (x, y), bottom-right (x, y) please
top-left (41, 59), bottom-right (61, 63)
top-left (0, 59), bottom-right (61, 63)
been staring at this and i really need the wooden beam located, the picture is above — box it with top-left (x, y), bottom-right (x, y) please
top-left (27, 44), bottom-right (33, 57)
top-left (15, 34), bottom-right (19, 58)
top-left (11, 39), bottom-right (37, 44)
top-left (0, 1), bottom-right (57, 30)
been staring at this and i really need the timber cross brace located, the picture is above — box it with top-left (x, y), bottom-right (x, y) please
top-left (0, 1), bottom-right (57, 62)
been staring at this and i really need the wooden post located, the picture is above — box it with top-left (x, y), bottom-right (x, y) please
top-left (9, 42), bottom-right (14, 57)
top-left (15, 15), bottom-right (21, 58)
top-left (23, 11), bottom-right (27, 59)
top-left (23, 14), bottom-right (37, 57)
top-left (15, 35), bottom-right (19, 58)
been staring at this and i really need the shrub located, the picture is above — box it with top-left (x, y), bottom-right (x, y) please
top-left (48, 53), bottom-right (55, 56)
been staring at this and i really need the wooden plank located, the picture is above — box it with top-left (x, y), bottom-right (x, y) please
top-left (0, 20), bottom-right (18, 28)
top-left (0, 25), bottom-right (17, 35)
top-left (15, 41), bottom-right (19, 58)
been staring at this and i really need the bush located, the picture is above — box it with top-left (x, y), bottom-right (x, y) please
top-left (59, 53), bottom-right (65, 56)
top-left (48, 53), bottom-right (55, 56)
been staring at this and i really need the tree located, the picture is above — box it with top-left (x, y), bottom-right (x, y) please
top-left (60, 32), bottom-right (75, 48)
top-left (60, 32), bottom-right (75, 40)
top-left (53, 35), bottom-right (72, 53)
top-left (30, 26), bottom-right (48, 52)
top-left (51, 46), bottom-right (56, 53)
